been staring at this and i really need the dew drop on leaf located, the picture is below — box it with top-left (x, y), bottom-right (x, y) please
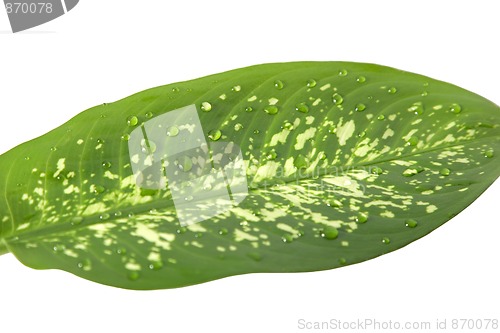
top-left (295, 102), bottom-right (309, 113)
top-left (71, 216), bottom-right (83, 225)
top-left (306, 79), bottom-right (317, 88)
top-left (274, 80), bottom-right (284, 90)
top-left (356, 75), bottom-right (366, 83)
top-left (449, 103), bottom-right (462, 114)
top-left (356, 212), bottom-right (369, 223)
top-left (406, 136), bottom-right (419, 146)
top-left (332, 93), bottom-right (344, 105)
top-left (145, 111), bottom-right (154, 118)
top-left (321, 227), bottom-right (339, 240)
top-left (405, 219), bottom-right (418, 228)
top-left (245, 106), bottom-right (253, 112)
top-left (121, 134), bottom-right (130, 141)
top-left (382, 237), bottom-right (391, 244)
top-left (208, 129), bottom-right (222, 141)
top-left (77, 259), bottom-right (92, 271)
top-left (149, 261), bottom-right (163, 270)
top-left (338, 69), bottom-right (348, 76)
top-left (388, 87), bottom-right (397, 94)
top-left (281, 234), bottom-right (294, 243)
top-left (355, 103), bottom-right (366, 112)
top-left (264, 105), bottom-right (279, 115)
top-left (200, 102), bottom-right (212, 112)
top-left (484, 149), bottom-right (494, 158)
top-left (102, 161), bottom-right (111, 169)
top-left (166, 126), bottom-right (180, 137)
top-left (128, 271), bottom-right (140, 281)
top-left (127, 116), bottom-right (139, 127)
top-left (440, 168), bottom-right (451, 176)
top-left (234, 123), bottom-right (243, 131)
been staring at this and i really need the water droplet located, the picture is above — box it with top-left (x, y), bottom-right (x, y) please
top-left (295, 102), bottom-right (309, 113)
top-left (356, 76), bottom-right (366, 83)
top-left (232, 85), bottom-right (242, 92)
top-left (185, 195), bottom-right (194, 202)
top-left (408, 102), bottom-right (424, 115)
top-left (355, 103), bottom-right (366, 112)
top-left (440, 168), bottom-right (451, 176)
top-left (402, 166), bottom-right (424, 177)
top-left (93, 185), bottom-right (105, 194)
top-left (332, 93), bottom-right (343, 105)
top-left (149, 261), bottom-right (163, 270)
top-left (377, 115), bottom-right (385, 120)
top-left (247, 252), bottom-right (263, 261)
top-left (102, 161), bottom-right (111, 169)
top-left (201, 101), bottom-right (212, 112)
top-left (218, 228), bottom-right (229, 235)
top-left (24, 156), bottom-right (30, 161)
top-left (274, 80), bottom-right (284, 90)
top-left (121, 134), bottom-right (130, 141)
top-left (245, 106), bottom-right (253, 112)
top-left (77, 259), bottom-right (92, 271)
top-left (253, 129), bottom-right (260, 134)
top-left (145, 111), bottom-right (154, 118)
top-left (127, 116), bottom-right (139, 127)
top-left (140, 139), bottom-right (157, 154)
top-left (282, 234), bottom-right (294, 243)
top-left (306, 79), bottom-right (317, 88)
top-left (338, 258), bottom-right (347, 265)
top-left (283, 122), bottom-right (294, 130)
top-left (321, 227), bottom-right (339, 240)
top-left (405, 219), bottom-right (418, 228)
top-left (328, 199), bottom-right (343, 207)
top-left (449, 103), bottom-right (462, 114)
top-left (114, 211), bottom-right (122, 217)
top-left (406, 136), bottom-right (419, 146)
top-left (71, 216), bottom-right (83, 225)
top-left (356, 212), bottom-right (369, 223)
top-left (264, 105), bottom-right (279, 115)
top-left (177, 155), bottom-right (193, 172)
top-left (338, 69), bottom-right (348, 76)
top-left (388, 87), bottom-right (397, 94)
top-left (176, 227), bottom-right (187, 234)
top-left (421, 91), bottom-right (428, 97)
top-left (99, 213), bottom-right (110, 220)
top-left (53, 244), bottom-right (66, 252)
top-left (234, 123), bottom-right (243, 131)
top-left (382, 237), bottom-right (391, 244)
top-left (128, 271), bottom-right (140, 281)
top-left (358, 131), bottom-right (366, 138)
top-left (484, 149), bottom-right (494, 158)
top-left (266, 149), bottom-right (277, 160)
top-left (208, 129), bottom-right (222, 141)
top-left (166, 126), bottom-right (179, 137)
top-left (50, 146), bottom-right (58, 152)
top-left (116, 247), bottom-right (127, 255)
top-left (371, 167), bottom-right (384, 175)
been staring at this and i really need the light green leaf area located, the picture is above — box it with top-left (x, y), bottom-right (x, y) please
top-left (0, 62), bottom-right (499, 289)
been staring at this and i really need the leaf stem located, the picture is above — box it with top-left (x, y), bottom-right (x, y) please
top-left (0, 239), bottom-right (8, 256)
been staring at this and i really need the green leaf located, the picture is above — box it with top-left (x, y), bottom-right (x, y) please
top-left (0, 62), bottom-right (499, 290)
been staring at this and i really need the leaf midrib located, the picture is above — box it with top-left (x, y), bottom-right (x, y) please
top-left (4, 136), bottom-right (497, 245)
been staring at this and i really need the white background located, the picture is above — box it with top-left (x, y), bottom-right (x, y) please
top-left (0, 1), bottom-right (499, 332)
